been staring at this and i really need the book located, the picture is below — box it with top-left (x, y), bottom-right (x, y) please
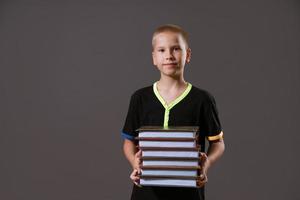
top-left (141, 170), bottom-right (198, 177)
top-left (136, 126), bottom-right (199, 138)
top-left (141, 166), bottom-right (199, 177)
top-left (141, 166), bottom-right (201, 170)
top-left (136, 126), bottom-right (199, 148)
top-left (142, 160), bottom-right (199, 167)
top-left (140, 147), bottom-right (200, 151)
top-left (142, 149), bottom-right (200, 158)
top-left (138, 140), bottom-right (197, 148)
top-left (136, 126), bottom-right (202, 188)
top-left (142, 157), bottom-right (201, 161)
top-left (139, 175), bottom-right (201, 188)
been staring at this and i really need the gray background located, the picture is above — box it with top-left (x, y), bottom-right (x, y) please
top-left (0, 0), bottom-right (299, 199)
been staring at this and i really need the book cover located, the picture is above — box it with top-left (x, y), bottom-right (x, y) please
top-left (136, 126), bottom-right (199, 139)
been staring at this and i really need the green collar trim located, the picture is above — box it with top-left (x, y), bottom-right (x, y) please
top-left (153, 82), bottom-right (192, 110)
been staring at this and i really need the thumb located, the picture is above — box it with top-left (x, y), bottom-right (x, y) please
top-left (200, 153), bottom-right (208, 167)
top-left (136, 149), bottom-right (142, 158)
top-left (199, 173), bottom-right (205, 180)
top-left (137, 167), bottom-right (141, 174)
top-left (200, 152), bottom-right (207, 161)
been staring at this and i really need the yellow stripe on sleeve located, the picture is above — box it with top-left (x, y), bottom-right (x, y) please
top-left (207, 131), bottom-right (224, 141)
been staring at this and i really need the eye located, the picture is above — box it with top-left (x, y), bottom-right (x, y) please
top-left (174, 47), bottom-right (181, 51)
top-left (158, 49), bottom-right (165, 52)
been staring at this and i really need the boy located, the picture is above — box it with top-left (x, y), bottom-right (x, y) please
top-left (122, 24), bottom-right (225, 200)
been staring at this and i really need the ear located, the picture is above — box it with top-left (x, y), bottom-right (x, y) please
top-left (186, 48), bottom-right (192, 63)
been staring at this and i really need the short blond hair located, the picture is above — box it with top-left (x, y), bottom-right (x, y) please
top-left (152, 24), bottom-right (189, 49)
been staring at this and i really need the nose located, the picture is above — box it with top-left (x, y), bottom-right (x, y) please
top-left (165, 49), bottom-right (175, 60)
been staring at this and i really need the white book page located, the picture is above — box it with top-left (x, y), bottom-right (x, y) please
top-left (140, 179), bottom-right (197, 187)
top-left (143, 160), bottom-right (199, 166)
top-left (139, 141), bottom-right (196, 148)
top-left (142, 169), bottom-right (197, 176)
top-left (143, 151), bottom-right (198, 158)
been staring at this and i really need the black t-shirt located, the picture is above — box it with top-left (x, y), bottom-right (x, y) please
top-left (122, 82), bottom-right (223, 200)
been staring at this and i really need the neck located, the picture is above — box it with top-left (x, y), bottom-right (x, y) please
top-left (157, 75), bottom-right (187, 90)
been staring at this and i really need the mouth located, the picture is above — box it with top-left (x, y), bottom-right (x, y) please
top-left (163, 63), bottom-right (178, 66)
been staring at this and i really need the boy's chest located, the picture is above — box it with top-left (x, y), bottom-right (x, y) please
top-left (140, 96), bottom-right (201, 125)
top-left (158, 90), bottom-right (185, 105)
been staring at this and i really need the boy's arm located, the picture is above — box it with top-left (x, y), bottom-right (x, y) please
top-left (206, 136), bottom-right (225, 167)
top-left (199, 132), bottom-right (225, 186)
top-left (123, 139), bottom-right (140, 169)
top-left (123, 139), bottom-right (142, 186)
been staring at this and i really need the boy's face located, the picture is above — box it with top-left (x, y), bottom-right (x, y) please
top-left (152, 31), bottom-right (191, 78)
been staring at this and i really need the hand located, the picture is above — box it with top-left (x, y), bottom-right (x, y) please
top-left (198, 152), bottom-right (210, 188)
top-left (130, 149), bottom-right (142, 187)
top-left (130, 168), bottom-right (142, 187)
top-left (132, 149), bottom-right (142, 170)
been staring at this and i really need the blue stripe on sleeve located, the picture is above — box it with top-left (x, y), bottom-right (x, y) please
top-left (121, 132), bottom-right (135, 140)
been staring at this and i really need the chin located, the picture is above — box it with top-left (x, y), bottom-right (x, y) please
top-left (162, 70), bottom-right (181, 77)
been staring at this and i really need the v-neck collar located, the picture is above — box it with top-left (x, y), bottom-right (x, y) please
top-left (153, 81), bottom-right (192, 110)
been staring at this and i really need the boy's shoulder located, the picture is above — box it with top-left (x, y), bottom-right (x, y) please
top-left (130, 85), bottom-right (153, 98)
top-left (190, 85), bottom-right (217, 103)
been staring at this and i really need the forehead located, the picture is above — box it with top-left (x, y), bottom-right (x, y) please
top-left (152, 31), bottom-right (186, 48)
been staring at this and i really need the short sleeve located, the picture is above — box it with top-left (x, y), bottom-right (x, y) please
top-left (200, 93), bottom-right (223, 141)
top-left (121, 92), bottom-right (140, 141)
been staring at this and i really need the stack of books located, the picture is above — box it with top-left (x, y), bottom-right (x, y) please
top-left (136, 126), bottom-right (202, 188)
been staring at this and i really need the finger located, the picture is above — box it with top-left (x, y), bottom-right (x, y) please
top-left (198, 178), bottom-right (208, 185)
top-left (130, 175), bottom-right (140, 183)
top-left (200, 152), bottom-right (208, 161)
top-left (138, 157), bottom-right (142, 165)
top-left (130, 170), bottom-right (142, 187)
top-left (133, 161), bottom-right (142, 171)
top-left (198, 181), bottom-right (205, 188)
top-left (130, 169), bottom-right (138, 180)
top-left (134, 181), bottom-right (142, 187)
top-left (137, 168), bottom-right (141, 174)
top-left (197, 178), bottom-right (207, 188)
top-left (199, 173), bottom-right (205, 180)
top-left (130, 171), bottom-right (139, 179)
top-left (199, 173), bottom-right (208, 183)
top-left (199, 153), bottom-right (208, 170)
top-left (131, 176), bottom-right (140, 181)
top-left (131, 169), bottom-right (137, 175)
top-left (136, 183), bottom-right (142, 188)
top-left (136, 149), bottom-right (142, 158)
